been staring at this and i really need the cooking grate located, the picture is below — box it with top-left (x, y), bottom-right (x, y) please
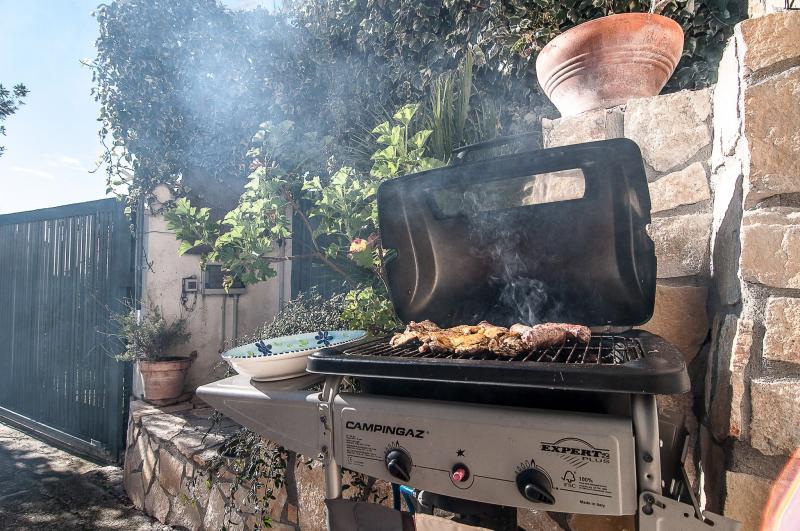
top-left (307, 329), bottom-right (690, 394)
top-left (342, 334), bottom-right (644, 365)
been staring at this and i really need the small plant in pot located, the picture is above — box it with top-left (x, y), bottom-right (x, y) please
top-left (114, 305), bottom-right (195, 405)
top-left (535, 1), bottom-right (687, 117)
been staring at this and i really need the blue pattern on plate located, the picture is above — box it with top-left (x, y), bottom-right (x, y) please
top-left (255, 341), bottom-right (273, 356)
top-left (315, 331), bottom-right (333, 346)
top-left (222, 330), bottom-right (367, 359)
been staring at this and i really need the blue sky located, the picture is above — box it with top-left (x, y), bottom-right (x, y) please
top-left (0, 1), bottom-right (106, 214)
top-left (0, 0), bottom-right (271, 215)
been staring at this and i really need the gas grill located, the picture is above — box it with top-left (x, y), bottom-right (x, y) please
top-left (198, 137), bottom-right (740, 530)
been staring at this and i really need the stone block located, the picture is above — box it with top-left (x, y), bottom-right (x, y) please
top-left (641, 283), bottom-right (709, 361)
top-left (707, 316), bottom-right (754, 440)
top-left (543, 107), bottom-right (620, 147)
top-left (141, 412), bottom-right (187, 442)
top-left (296, 460), bottom-right (326, 531)
top-left (625, 89), bottom-right (712, 172)
top-left (124, 470), bottom-right (145, 510)
top-left (170, 495), bottom-right (203, 531)
top-left (739, 10), bottom-right (800, 78)
top-left (130, 400), bottom-right (161, 421)
top-left (141, 435), bottom-right (158, 491)
top-left (144, 481), bottom-right (171, 523)
top-left (649, 162), bottom-right (711, 214)
top-left (740, 208), bottom-right (800, 288)
top-left (763, 297), bottom-right (800, 363)
top-left (517, 510), bottom-right (563, 531)
top-left (203, 486), bottom-right (227, 530)
top-left (158, 447), bottom-right (184, 496)
top-left (124, 440), bottom-right (143, 475)
top-left (649, 213), bottom-right (712, 278)
top-left (724, 471), bottom-right (772, 530)
top-left (172, 427), bottom-right (210, 459)
top-left (743, 68), bottom-right (800, 207)
top-left (751, 378), bottom-right (800, 455)
top-left (728, 319), bottom-right (754, 439)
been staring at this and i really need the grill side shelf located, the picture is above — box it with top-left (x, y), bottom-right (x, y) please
top-left (307, 331), bottom-right (689, 395)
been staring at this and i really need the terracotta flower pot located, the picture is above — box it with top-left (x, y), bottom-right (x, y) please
top-left (138, 357), bottom-right (193, 402)
top-left (535, 13), bottom-right (684, 117)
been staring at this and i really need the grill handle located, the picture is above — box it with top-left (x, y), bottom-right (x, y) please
top-left (451, 131), bottom-right (542, 165)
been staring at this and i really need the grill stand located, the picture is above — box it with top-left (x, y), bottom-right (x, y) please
top-left (198, 374), bottom-right (740, 531)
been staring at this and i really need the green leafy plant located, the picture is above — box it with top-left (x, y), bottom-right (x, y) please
top-left (166, 103), bottom-right (442, 333)
top-left (111, 305), bottom-right (191, 362)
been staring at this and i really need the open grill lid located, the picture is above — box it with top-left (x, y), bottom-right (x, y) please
top-left (377, 137), bottom-right (656, 329)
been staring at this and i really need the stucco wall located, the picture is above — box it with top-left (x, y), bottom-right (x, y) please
top-left (138, 188), bottom-right (290, 393)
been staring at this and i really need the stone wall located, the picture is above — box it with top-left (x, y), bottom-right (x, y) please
top-left (125, 400), bottom-right (329, 530)
top-left (703, 10), bottom-right (800, 530)
top-left (543, 11), bottom-right (800, 528)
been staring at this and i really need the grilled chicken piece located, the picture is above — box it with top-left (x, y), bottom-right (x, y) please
top-left (390, 320), bottom-right (591, 357)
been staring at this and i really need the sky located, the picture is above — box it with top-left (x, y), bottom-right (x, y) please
top-left (0, 1), bottom-right (107, 215)
top-left (0, 0), bottom-right (273, 216)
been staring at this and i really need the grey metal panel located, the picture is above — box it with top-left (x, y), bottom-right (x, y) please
top-left (332, 393), bottom-right (638, 515)
top-left (197, 374), bottom-right (325, 457)
top-left (0, 199), bottom-right (132, 462)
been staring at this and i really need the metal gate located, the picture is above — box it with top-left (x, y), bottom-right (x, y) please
top-left (0, 198), bottom-right (132, 462)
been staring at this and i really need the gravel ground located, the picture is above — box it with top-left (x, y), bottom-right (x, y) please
top-left (0, 421), bottom-right (172, 531)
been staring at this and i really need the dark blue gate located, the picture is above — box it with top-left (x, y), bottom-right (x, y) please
top-left (0, 198), bottom-right (132, 462)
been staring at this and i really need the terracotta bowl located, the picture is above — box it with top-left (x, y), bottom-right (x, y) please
top-left (535, 13), bottom-right (684, 117)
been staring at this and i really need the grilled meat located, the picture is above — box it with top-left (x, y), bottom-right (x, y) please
top-left (391, 320), bottom-right (591, 357)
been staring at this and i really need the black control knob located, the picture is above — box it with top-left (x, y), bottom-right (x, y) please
top-left (385, 449), bottom-right (412, 482)
top-left (516, 468), bottom-right (555, 505)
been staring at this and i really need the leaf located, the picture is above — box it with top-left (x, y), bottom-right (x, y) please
top-left (392, 104), bottom-right (419, 126)
top-left (178, 241), bottom-right (195, 255)
top-left (409, 129), bottom-right (432, 149)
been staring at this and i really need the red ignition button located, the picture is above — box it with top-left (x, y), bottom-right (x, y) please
top-left (451, 465), bottom-right (469, 483)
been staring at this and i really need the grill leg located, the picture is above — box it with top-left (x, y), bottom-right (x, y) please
top-left (632, 394), bottom-right (662, 530)
top-left (321, 376), bottom-right (343, 501)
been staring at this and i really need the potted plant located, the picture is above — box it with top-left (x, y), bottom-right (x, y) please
top-left (114, 305), bottom-right (194, 404)
top-left (535, 2), bottom-right (684, 117)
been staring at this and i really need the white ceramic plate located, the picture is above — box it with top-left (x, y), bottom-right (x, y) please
top-left (221, 330), bottom-right (367, 381)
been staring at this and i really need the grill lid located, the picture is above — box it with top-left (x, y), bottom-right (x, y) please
top-left (377, 138), bottom-right (655, 328)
